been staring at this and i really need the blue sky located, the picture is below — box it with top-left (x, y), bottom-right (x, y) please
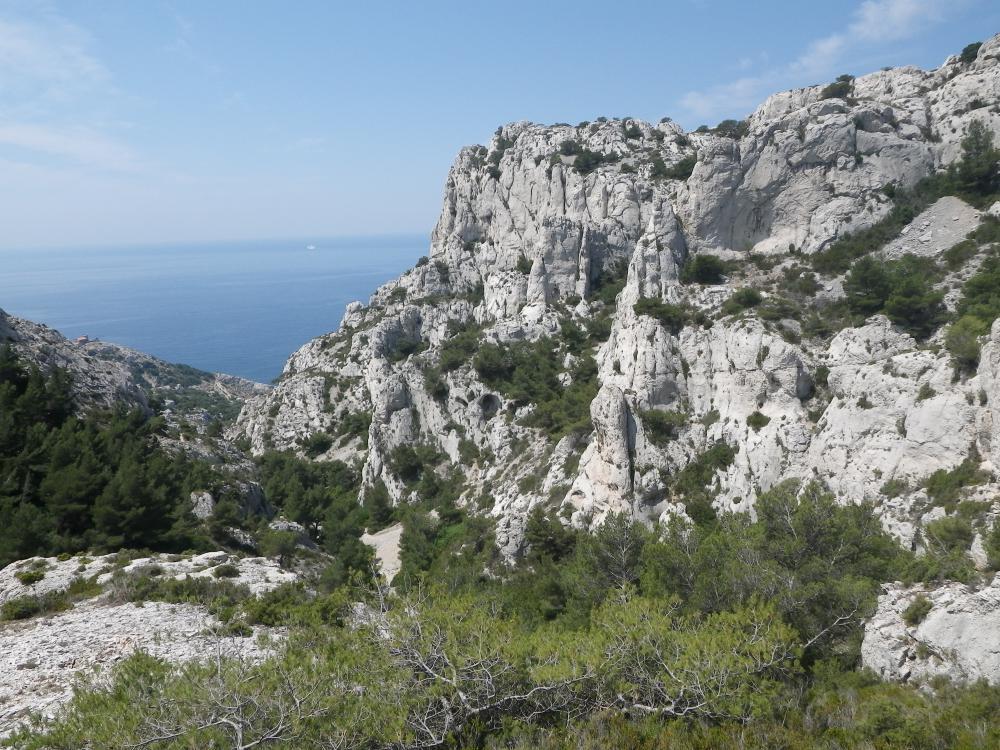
top-left (0, 0), bottom-right (996, 249)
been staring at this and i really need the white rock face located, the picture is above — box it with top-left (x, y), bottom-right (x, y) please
top-left (361, 522), bottom-right (404, 583)
top-left (881, 196), bottom-right (981, 261)
top-left (235, 35), bottom-right (1000, 562)
top-left (862, 575), bottom-right (1000, 684)
top-left (0, 600), bottom-right (277, 737)
top-left (0, 551), bottom-right (295, 736)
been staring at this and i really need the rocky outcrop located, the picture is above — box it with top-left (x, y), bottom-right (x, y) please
top-left (0, 308), bottom-right (148, 412)
top-left (235, 35), bottom-right (1000, 562)
top-left (0, 551), bottom-right (296, 736)
top-left (0, 307), bottom-right (269, 421)
top-left (862, 575), bottom-right (1000, 684)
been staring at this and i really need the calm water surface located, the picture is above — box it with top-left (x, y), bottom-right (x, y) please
top-left (0, 236), bottom-right (424, 382)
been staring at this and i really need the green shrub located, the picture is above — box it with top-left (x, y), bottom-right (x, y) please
top-left (336, 411), bottom-right (371, 444)
top-left (959, 41), bottom-right (982, 64)
top-left (260, 530), bottom-right (300, 570)
top-left (721, 287), bottom-right (762, 315)
top-left (256, 451), bottom-right (359, 536)
top-left (845, 254), bottom-right (945, 338)
top-left (747, 411), bottom-right (770, 431)
top-left (633, 298), bottom-right (689, 333)
top-left (433, 261), bottom-right (450, 283)
top-left (473, 338), bottom-right (598, 438)
top-left (943, 238), bottom-right (977, 269)
top-left (946, 314), bottom-right (988, 373)
top-left (1, 595), bottom-right (44, 621)
top-left (301, 432), bottom-right (333, 458)
top-left (844, 256), bottom-right (892, 316)
top-left (590, 262), bottom-right (628, 305)
top-left (902, 594), bottom-right (933, 626)
top-left (986, 519), bottom-right (1000, 570)
top-left (15, 569), bottom-right (45, 586)
top-left (559, 139), bottom-right (580, 156)
top-left (573, 148), bottom-right (608, 175)
top-left (671, 441), bottom-right (736, 524)
top-left (438, 322), bottom-right (482, 372)
top-left (954, 120), bottom-right (1000, 199)
top-left (923, 516), bottom-right (974, 554)
top-left (648, 154), bottom-right (668, 179)
top-left (880, 478), bottom-right (909, 498)
top-left (820, 74), bottom-right (854, 100)
top-left (957, 249), bottom-right (1000, 330)
top-left (916, 382), bottom-right (936, 401)
top-left (973, 215), bottom-right (1000, 244)
top-left (423, 367), bottom-right (449, 401)
top-left (114, 571), bottom-right (249, 609)
top-left (1, 590), bottom-right (69, 621)
top-left (212, 563), bottom-right (240, 579)
top-left (680, 254), bottom-right (725, 284)
top-left (712, 119), bottom-right (748, 139)
top-left (515, 254), bottom-right (532, 274)
top-left (663, 155), bottom-right (696, 180)
top-left (639, 409), bottom-right (687, 446)
top-left (65, 575), bottom-right (102, 599)
top-left (924, 453), bottom-right (988, 508)
top-left (386, 336), bottom-right (427, 362)
top-left (388, 444), bottom-right (443, 484)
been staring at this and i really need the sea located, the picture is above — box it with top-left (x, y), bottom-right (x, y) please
top-left (0, 235), bottom-right (425, 383)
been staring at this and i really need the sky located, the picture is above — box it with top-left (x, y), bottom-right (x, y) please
top-left (0, 0), bottom-right (996, 249)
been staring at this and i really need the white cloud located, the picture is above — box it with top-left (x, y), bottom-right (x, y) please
top-left (680, 76), bottom-right (768, 122)
top-left (0, 123), bottom-right (141, 171)
top-left (677, 0), bottom-right (966, 125)
top-left (849, 0), bottom-right (949, 42)
top-left (790, 33), bottom-right (847, 78)
top-left (0, 9), bottom-right (147, 174)
top-left (0, 15), bottom-right (108, 106)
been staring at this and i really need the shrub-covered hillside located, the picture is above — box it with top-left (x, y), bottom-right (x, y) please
top-left (11, 481), bottom-right (1000, 748)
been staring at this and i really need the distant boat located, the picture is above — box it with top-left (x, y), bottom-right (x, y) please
top-left (305, 244), bottom-right (317, 250)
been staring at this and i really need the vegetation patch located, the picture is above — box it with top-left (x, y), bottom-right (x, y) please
top-left (902, 594), bottom-right (933, 626)
top-left (844, 254), bottom-right (945, 339)
top-left (0, 346), bottom-right (232, 568)
top-left (923, 452), bottom-right (988, 510)
top-left (639, 409), bottom-right (687, 446)
top-left (721, 287), bottom-right (763, 315)
top-left (473, 338), bottom-right (599, 438)
top-left (820, 73), bottom-right (854, 100)
top-left (680, 254), bottom-right (726, 284)
top-left (633, 298), bottom-right (690, 333)
top-left (670, 441), bottom-right (736, 525)
top-left (15, 569), bottom-right (46, 586)
top-left (747, 411), bottom-right (770, 431)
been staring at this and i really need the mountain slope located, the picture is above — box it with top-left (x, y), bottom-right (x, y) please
top-left (236, 36), bottom-right (1000, 557)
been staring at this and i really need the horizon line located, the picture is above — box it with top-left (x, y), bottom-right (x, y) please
top-left (0, 229), bottom-right (433, 254)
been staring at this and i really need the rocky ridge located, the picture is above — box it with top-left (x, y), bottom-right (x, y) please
top-left (0, 307), bottom-right (268, 422)
top-left (236, 36), bottom-right (1000, 566)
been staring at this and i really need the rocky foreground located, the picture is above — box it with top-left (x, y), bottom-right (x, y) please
top-left (0, 552), bottom-right (297, 737)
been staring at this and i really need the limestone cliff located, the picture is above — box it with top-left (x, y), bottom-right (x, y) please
top-left (236, 36), bottom-right (1000, 564)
